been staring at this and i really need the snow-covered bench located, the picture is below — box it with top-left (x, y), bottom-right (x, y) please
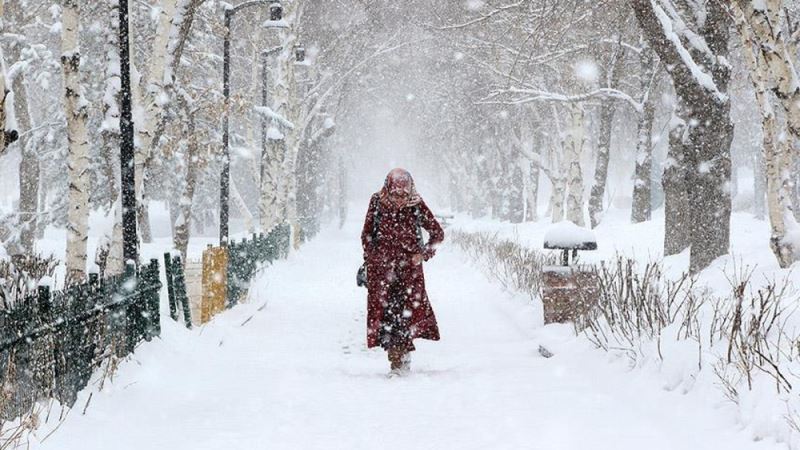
top-left (541, 221), bottom-right (599, 325)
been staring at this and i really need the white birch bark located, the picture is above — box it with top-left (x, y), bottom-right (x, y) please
top-left (565, 103), bottom-right (585, 226)
top-left (736, 0), bottom-right (797, 266)
top-left (260, 131), bottom-right (284, 232)
top-left (549, 147), bottom-right (565, 223)
top-left (62, 0), bottom-right (90, 283)
top-left (272, 1), bottom-right (303, 248)
top-left (137, 0), bottom-right (178, 156)
top-left (102, 0), bottom-right (124, 276)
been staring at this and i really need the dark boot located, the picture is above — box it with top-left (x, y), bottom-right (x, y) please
top-left (387, 347), bottom-right (403, 371)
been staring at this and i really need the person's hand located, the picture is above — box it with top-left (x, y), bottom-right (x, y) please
top-left (412, 253), bottom-right (423, 265)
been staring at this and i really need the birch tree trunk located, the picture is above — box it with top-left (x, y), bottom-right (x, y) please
top-left (272, 2), bottom-right (303, 247)
top-left (173, 101), bottom-right (198, 262)
top-left (102, 0), bottom-right (124, 276)
top-left (753, 146), bottom-right (766, 220)
top-left (62, 0), bottom-right (91, 283)
top-left (101, 0), bottom-right (121, 210)
top-left (527, 159), bottom-right (539, 222)
top-left (736, 0), bottom-right (798, 266)
top-left (260, 133), bottom-right (285, 231)
top-left (550, 174), bottom-right (566, 223)
top-left (565, 103), bottom-right (585, 226)
top-left (132, 0), bottom-right (177, 244)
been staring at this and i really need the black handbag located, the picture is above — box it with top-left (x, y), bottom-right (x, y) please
top-left (358, 195), bottom-right (381, 288)
top-left (357, 263), bottom-right (368, 287)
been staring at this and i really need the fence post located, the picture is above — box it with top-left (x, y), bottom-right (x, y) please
top-left (145, 258), bottom-right (161, 340)
top-left (227, 240), bottom-right (240, 308)
top-left (173, 255), bottom-right (192, 329)
top-left (118, 263), bottom-right (136, 356)
top-left (36, 284), bottom-right (54, 400)
top-left (164, 252), bottom-right (178, 321)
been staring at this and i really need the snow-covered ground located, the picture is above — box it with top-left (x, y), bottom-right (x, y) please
top-left (26, 215), bottom-right (785, 450)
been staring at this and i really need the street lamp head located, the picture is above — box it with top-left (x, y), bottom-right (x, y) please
top-left (270, 1), bottom-right (282, 21)
top-left (295, 44), bottom-right (305, 62)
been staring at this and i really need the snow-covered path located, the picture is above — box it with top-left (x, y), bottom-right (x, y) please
top-left (32, 223), bottom-right (782, 450)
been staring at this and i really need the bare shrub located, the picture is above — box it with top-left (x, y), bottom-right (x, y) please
top-left (450, 230), bottom-right (556, 299)
top-left (583, 256), bottom-right (697, 355)
top-left (0, 254), bottom-right (58, 309)
top-left (451, 229), bottom-right (800, 437)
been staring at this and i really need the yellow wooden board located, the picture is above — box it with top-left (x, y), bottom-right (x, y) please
top-left (201, 247), bottom-right (228, 324)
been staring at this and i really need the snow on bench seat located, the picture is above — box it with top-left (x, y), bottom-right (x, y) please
top-left (543, 221), bottom-right (597, 250)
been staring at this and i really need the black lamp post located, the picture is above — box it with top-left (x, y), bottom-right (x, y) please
top-left (221, 0), bottom-right (283, 246)
top-left (119, 0), bottom-right (138, 265)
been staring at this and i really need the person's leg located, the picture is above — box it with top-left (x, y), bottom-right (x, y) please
top-left (387, 346), bottom-right (403, 371)
top-left (382, 281), bottom-right (412, 372)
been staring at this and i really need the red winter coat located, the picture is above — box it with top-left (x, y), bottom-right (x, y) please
top-left (361, 193), bottom-right (445, 349)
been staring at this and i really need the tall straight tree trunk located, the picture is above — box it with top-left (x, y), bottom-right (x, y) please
top-left (273, 1), bottom-right (305, 249)
top-left (134, 0), bottom-right (178, 241)
top-left (631, 48), bottom-right (658, 224)
top-left (737, 0), bottom-right (800, 266)
top-left (102, 0), bottom-right (125, 275)
top-left (5, 0), bottom-right (39, 255)
top-left (565, 103), bottom-right (586, 227)
top-left (663, 111), bottom-right (691, 256)
top-left (588, 97), bottom-right (615, 228)
top-left (631, 99), bottom-right (655, 223)
top-left (527, 159), bottom-right (539, 221)
top-left (14, 74), bottom-right (38, 255)
top-left (588, 46), bottom-right (624, 228)
top-left (62, 0), bottom-right (91, 283)
top-left (0, 72), bottom-right (5, 155)
top-left (753, 147), bottom-right (766, 220)
top-left (173, 100), bottom-right (198, 262)
top-left (261, 134), bottom-right (285, 231)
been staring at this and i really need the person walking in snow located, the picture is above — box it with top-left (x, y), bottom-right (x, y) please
top-left (361, 168), bottom-right (445, 375)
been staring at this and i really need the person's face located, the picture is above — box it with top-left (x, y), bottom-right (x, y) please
top-left (388, 187), bottom-right (409, 205)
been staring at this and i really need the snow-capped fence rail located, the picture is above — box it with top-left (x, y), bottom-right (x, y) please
top-left (0, 260), bottom-right (161, 421)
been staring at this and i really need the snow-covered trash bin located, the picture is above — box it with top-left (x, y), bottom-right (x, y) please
top-left (541, 221), bottom-right (599, 326)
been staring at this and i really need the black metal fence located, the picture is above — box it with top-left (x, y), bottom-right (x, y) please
top-left (227, 224), bottom-right (290, 307)
top-left (163, 223), bottom-right (292, 327)
top-left (0, 260), bottom-right (161, 419)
